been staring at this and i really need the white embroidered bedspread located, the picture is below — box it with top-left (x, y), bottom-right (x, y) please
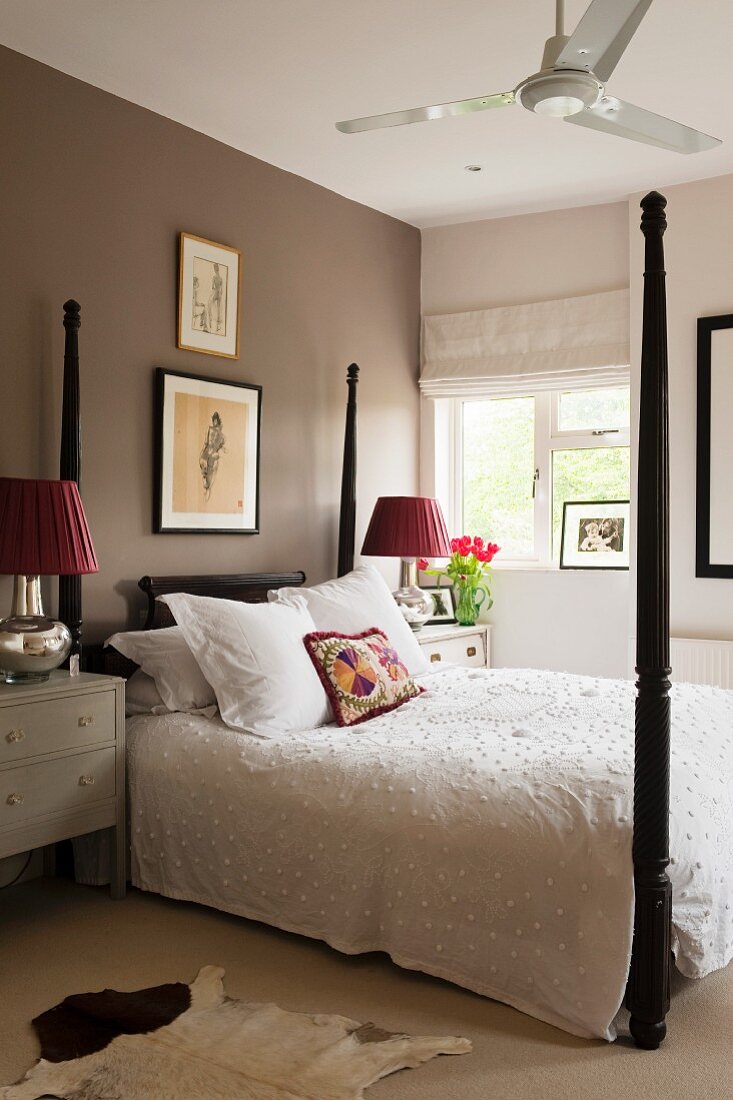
top-left (127, 667), bottom-right (733, 1041)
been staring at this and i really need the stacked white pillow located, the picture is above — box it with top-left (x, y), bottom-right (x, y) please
top-left (106, 626), bottom-right (215, 712)
top-left (124, 670), bottom-right (168, 716)
top-left (269, 565), bottom-right (429, 676)
top-left (160, 592), bottom-right (331, 736)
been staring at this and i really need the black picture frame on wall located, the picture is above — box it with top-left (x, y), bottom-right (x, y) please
top-left (559, 500), bottom-right (630, 570)
top-left (154, 367), bottom-right (261, 534)
top-left (696, 314), bottom-right (733, 578)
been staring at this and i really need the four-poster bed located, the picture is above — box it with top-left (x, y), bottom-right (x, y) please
top-left (333, 190), bottom-right (675, 1048)
top-left (70, 192), bottom-right (716, 1049)
top-left (59, 299), bottom-right (84, 664)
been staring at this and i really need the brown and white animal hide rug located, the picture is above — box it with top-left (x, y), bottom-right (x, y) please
top-left (1, 965), bottom-right (471, 1099)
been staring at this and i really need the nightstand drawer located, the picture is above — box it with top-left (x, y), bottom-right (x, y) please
top-left (0, 746), bottom-right (116, 827)
top-left (0, 690), bottom-right (115, 764)
top-left (423, 632), bottom-right (486, 668)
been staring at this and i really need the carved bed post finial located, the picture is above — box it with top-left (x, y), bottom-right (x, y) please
top-left (337, 364), bottom-right (359, 577)
top-left (59, 299), bottom-right (83, 661)
top-left (626, 191), bottom-right (672, 1050)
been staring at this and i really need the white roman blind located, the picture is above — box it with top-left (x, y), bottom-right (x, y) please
top-left (421, 288), bottom-right (630, 397)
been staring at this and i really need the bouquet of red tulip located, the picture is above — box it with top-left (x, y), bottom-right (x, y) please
top-left (418, 535), bottom-right (500, 622)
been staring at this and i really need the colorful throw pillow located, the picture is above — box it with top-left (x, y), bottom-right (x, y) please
top-left (304, 628), bottom-right (423, 727)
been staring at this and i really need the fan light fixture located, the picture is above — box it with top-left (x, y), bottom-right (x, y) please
top-left (534, 95), bottom-right (585, 118)
top-left (515, 71), bottom-right (601, 117)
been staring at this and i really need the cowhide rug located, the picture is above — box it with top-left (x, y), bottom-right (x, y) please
top-left (1, 966), bottom-right (471, 1099)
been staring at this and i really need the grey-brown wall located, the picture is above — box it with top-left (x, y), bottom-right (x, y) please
top-left (0, 47), bottom-right (421, 640)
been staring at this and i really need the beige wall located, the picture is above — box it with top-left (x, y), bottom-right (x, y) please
top-left (0, 47), bottom-right (421, 641)
top-left (421, 201), bottom-right (631, 678)
top-left (629, 175), bottom-right (733, 643)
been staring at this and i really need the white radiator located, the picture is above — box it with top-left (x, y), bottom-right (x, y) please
top-left (669, 637), bottom-right (733, 689)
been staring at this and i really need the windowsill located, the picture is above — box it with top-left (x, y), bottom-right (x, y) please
top-left (491, 561), bottom-right (559, 572)
top-left (492, 562), bottom-right (631, 574)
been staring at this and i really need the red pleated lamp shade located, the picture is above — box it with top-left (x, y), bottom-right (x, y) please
top-left (361, 496), bottom-right (451, 558)
top-left (0, 478), bottom-right (99, 576)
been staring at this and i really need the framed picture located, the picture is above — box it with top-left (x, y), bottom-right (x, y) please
top-left (422, 584), bottom-right (457, 624)
top-left (178, 233), bottom-right (242, 359)
top-left (154, 368), bottom-right (261, 534)
top-left (696, 314), bottom-right (733, 578)
top-left (560, 500), bottom-right (630, 570)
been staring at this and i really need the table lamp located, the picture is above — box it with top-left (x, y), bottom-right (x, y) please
top-left (361, 496), bottom-right (451, 630)
top-left (0, 478), bottom-right (98, 684)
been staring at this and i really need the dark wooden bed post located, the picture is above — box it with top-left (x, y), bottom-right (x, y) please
top-left (626, 191), bottom-right (672, 1050)
top-left (337, 363), bottom-right (359, 576)
top-left (59, 299), bottom-right (83, 662)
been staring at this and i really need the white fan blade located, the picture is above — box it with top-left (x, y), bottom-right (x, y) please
top-left (336, 91), bottom-right (514, 133)
top-left (556, 0), bottom-right (654, 82)
top-left (565, 97), bottom-right (722, 153)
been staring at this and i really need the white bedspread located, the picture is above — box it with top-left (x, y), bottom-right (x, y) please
top-left (127, 667), bottom-right (733, 1041)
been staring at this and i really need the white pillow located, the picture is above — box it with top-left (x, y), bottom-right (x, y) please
top-left (105, 626), bottom-right (215, 712)
top-left (124, 670), bottom-right (166, 716)
top-left (269, 565), bottom-right (429, 676)
top-left (160, 593), bottom-right (330, 736)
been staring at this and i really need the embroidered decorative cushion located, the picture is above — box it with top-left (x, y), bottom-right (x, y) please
top-left (304, 628), bottom-right (423, 727)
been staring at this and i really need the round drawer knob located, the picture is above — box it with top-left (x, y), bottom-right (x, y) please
top-left (79, 775), bottom-right (95, 786)
top-left (6, 792), bottom-right (24, 806)
top-left (6, 729), bottom-right (25, 743)
top-left (466, 646), bottom-right (477, 657)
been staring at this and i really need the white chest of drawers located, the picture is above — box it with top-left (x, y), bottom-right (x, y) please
top-left (417, 623), bottom-right (491, 669)
top-left (0, 671), bottom-right (125, 898)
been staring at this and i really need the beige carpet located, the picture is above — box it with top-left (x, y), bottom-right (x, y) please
top-left (0, 880), bottom-right (730, 1100)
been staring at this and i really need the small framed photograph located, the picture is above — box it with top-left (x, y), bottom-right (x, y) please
top-left (178, 233), bottom-right (242, 359)
top-left (560, 500), bottom-right (630, 570)
top-left (155, 368), bottom-right (261, 534)
top-left (422, 585), bottom-right (457, 624)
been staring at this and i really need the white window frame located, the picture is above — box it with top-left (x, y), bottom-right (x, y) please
top-left (446, 384), bottom-right (630, 568)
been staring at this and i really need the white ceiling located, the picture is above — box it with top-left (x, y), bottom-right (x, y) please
top-left (3, 0), bottom-right (733, 227)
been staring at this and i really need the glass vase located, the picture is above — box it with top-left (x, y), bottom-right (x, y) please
top-left (454, 582), bottom-right (484, 627)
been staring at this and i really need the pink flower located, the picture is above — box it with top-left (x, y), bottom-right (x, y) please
top-left (473, 535), bottom-right (484, 550)
top-left (459, 536), bottom-right (471, 554)
top-left (416, 558), bottom-right (429, 572)
top-left (484, 543), bottom-right (500, 562)
top-left (450, 538), bottom-right (460, 553)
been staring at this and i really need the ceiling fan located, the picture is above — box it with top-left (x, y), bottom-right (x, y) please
top-left (336, 0), bottom-right (721, 154)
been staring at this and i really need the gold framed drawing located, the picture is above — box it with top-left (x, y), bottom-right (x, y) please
top-left (178, 233), bottom-right (242, 359)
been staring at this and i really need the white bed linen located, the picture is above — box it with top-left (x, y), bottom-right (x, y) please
top-left (127, 667), bottom-right (733, 1041)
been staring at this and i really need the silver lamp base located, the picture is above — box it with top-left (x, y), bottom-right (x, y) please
top-left (0, 575), bottom-right (72, 685)
top-left (393, 559), bottom-right (433, 632)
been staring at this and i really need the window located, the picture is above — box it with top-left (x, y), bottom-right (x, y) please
top-left (462, 396), bottom-right (535, 558)
top-left (444, 385), bottom-right (630, 566)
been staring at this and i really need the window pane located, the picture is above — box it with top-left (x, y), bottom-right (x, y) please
top-left (462, 397), bottom-right (535, 557)
top-left (558, 387), bottom-right (630, 432)
top-left (552, 446), bottom-right (630, 558)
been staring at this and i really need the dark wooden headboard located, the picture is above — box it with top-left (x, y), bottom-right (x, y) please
top-left (86, 570), bottom-right (305, 678)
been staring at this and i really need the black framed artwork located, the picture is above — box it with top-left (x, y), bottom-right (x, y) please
top-left (154, 367), bottom-right (261, 534)
top-left (696, 314), bottom-right (733, 578)
top-left (559, 500), bottom-right (630, 569)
